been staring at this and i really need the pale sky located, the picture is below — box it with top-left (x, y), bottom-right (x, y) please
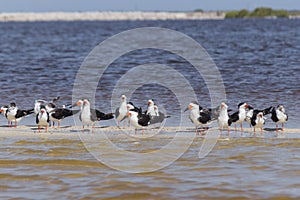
top-left (0, 0), bottom-right (299, 12)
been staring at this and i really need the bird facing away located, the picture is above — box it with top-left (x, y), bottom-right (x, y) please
top-left (251, 111), bottom-right (265, 135)
top-left (271, 104), bottom-right (288, 132)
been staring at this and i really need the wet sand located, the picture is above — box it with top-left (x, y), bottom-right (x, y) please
top-left (1, 125), bottom-right (299, 137)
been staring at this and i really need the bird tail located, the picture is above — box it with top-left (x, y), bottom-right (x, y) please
top-left (25, 109), bottom-right (35, 115)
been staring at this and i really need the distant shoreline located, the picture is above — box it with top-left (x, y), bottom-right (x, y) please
top-left (0, 11), bottom-right (226, 22)
top-left (0, 11), bottom-right (299, 22)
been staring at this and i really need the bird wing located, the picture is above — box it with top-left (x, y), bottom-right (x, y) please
top-left (94, 109), bottom-right (114, 120)
top-left (263, 106), bottom-right (273, 115)
top-left (115, 107), bottom-right (120, 119)
top-left (229, 111), bottom-right (239, 123)
top-left (90, 109), bottom-right (99, 121)
top-left (270, 107), bottom-right (278, 122)
top-left (36, 113), bottom-right (39, 124)
top-left (198, 112), bottom-right (211, 124)
top-left (138, 114), bottom-right (151, 126)
top-left (47, 112), bottom-right (50, 123)
top-left (15, 110), bottom-right (27, 118)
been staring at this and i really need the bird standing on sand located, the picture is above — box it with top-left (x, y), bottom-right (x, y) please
top-left (218, 102), bottom-right (232, 135)
top-left (76, 99), bottom-right (114, 130)
top-left (245, 105), bottom-right (272, 127)
top-left (229, 102), bottom-right (248, 132)
top-left (271, 104), bottom-right (288, 132)
top-left (127, 110), bottom-right (151, 134)
top-left (36, 105), bottom-right (50, 132)
top-left (49, 108), bottom-right (80, 128)
top-left (185, 102), bottom-right (214, 135)
top-left (1, 102), bottom-right (34, 127)
top-left (251, 111), bottom-right (265, 135)
top-left (146, 99), bottom-right (156, 116)
top-left (150, 105), bottom-right (169, 125)
top-left (115, 95), bottom-right (128, 128)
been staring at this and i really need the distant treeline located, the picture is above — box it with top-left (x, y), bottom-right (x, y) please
top-left (225, 7), bottom-right (289, 18)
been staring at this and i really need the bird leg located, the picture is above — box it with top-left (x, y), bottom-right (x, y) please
top-left (92, 123), bottom-right (95, 133)
top-left (240, 124), bottom-right (243, 132)
top-left (234, 124), bottom-right (237, 132)
top-left (282, 123), bottom-right (284, 131)
top-left (123, 120), bottom-right (126, 129)
top-left (227, 128), bottom-right (230, 136)
top-left (260, 128), bottom-right (263, 135)
top-left (14, 120), bottom-right (17, 128)
top-left (45, 125), bottom-right (48, 132)
top-left (58, 121), bottom-right (60, 128)
top-left (117, 121), bottom-right (120, 128)
top-left (253, 128), bottom-right (256, 136)
top-left (276, 124), bottom-right (278, 132)
top-left (199, 127), bottom-right (203, 136)
top-left (38, 125), bottom-right (41, 133)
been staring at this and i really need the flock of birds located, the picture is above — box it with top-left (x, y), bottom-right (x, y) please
top-left (0, 95), bottom-right (288, 135)
top-left (185, 101), bottom-right (288, 135)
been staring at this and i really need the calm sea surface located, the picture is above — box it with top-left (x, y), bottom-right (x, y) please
top-left (0, 19), bottom-right (299, 199)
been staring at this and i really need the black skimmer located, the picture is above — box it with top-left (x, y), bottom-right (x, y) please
top-left (76, 99), bottom-right (114, 130)
top-left (122, 102), bottom-right (143, 126)
top-left (271, 104), bottom-right (288, 132)
top-left (184, 102), bottom-right (215, 135)
top-left (149, 105), bottom-right (170, 125)
top-left (0, 102), bottom-right (34, 127)
top-left (36, 105), bottom-right (50, 132)
top-left (146, 99), bottom-right (156, 116)
top-left (49, 108), bottom-right (80, 128)
top-left (217, 102), bottom-right (232, 135)
top-left (246, 105), bottom-right (273, 127)
top-left (127, 110), bottom-right (151, 134)
top-left (229, 102), bottom-right (249, 132)
top-left (251, 111), bottom-right (265, 135)
top-left (115, 95), bottom-right (128, 128)
top-left (146, 99), bottom-right (169, 126)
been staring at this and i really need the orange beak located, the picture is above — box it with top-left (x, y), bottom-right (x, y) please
top-left (127, 112), bottom-right (131, 117)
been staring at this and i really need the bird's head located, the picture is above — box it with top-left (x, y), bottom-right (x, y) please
top-left (221, 102), bottom-right (227, 109)
top-left (121, 95), bottom-right (126, 101)
top-left (148, 99), bottom-right (154, 106)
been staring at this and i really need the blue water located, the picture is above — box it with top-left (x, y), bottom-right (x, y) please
top-left (0, 19), bottom-right (298, 128)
